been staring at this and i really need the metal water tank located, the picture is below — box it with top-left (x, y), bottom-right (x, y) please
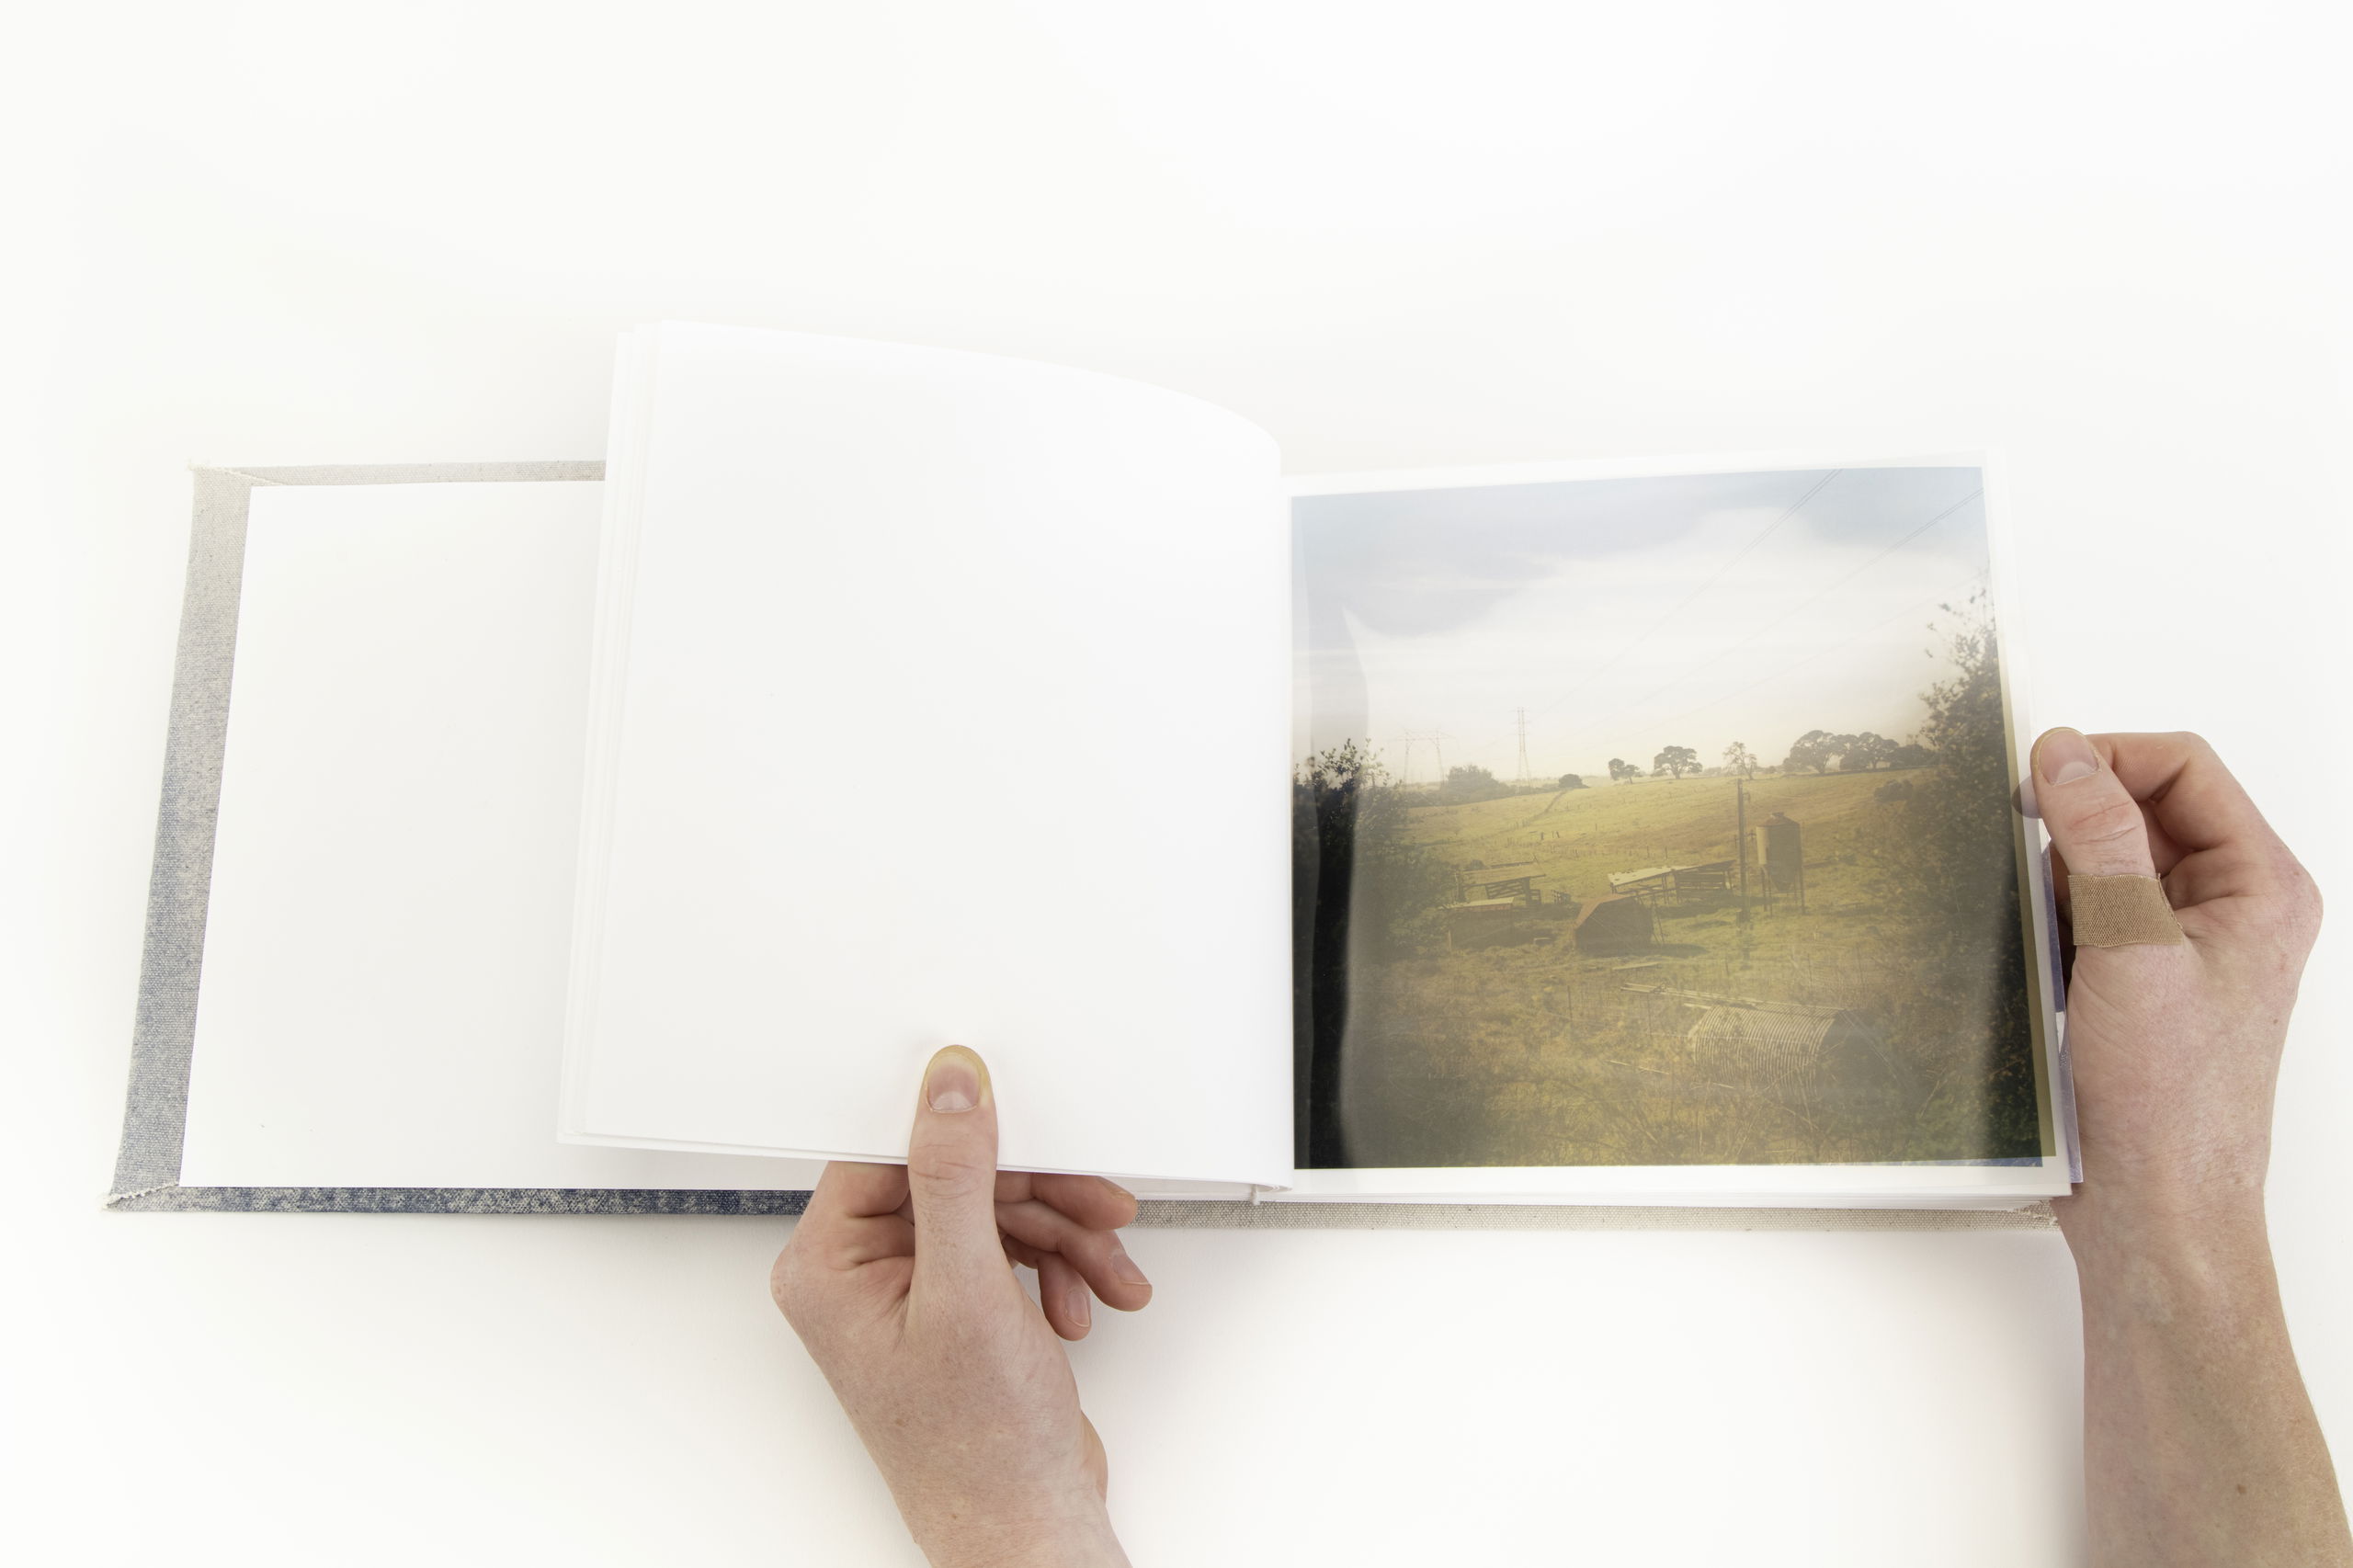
top-left (1756, 812), bottom-right (1802, 891)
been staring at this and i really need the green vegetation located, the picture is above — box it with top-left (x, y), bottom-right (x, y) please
top-left (1783, 729), bottom-right (1913, 774)
top-left (1295, 603), bottom-right (2040, 1171)
top-left (1439, 764), bottom-right (1513, 803)
top-left (1861, 597), bottom-right (2040, 1158)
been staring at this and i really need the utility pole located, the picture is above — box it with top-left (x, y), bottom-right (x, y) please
top-left (1380, 737), bottom-right (1417, 786)
top-left (1734, 772), bottom-right (1749, 915)
top-left (1425, 731), bottom-right (1452, 782)
top-left (1514, 707), bottom-right (1531, 784)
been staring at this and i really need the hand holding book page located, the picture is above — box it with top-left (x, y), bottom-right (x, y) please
top-left (2031, 730), bottom-right (2350, 1563)
top-left (766, 737), bottom-right (2345, 1568)
top-left (772, 1046), bottom-right (1142, 1568)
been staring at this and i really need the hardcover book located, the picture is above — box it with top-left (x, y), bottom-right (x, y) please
top-left (126, 324), bottom-right (2073, 1214)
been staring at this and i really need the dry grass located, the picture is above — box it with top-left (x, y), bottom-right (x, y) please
top-left (1329, 769), bottom-right (2026, 1168)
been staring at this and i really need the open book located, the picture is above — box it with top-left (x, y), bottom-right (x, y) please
top-left (159, 324), bottom-right (2070, 1213)
top-left (555, 324), bottom-right (2070, 1207)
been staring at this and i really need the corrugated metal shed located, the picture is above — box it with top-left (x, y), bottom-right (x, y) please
top-left (1682, 1004), bottom-right (1905, 1096)
top-left (1685, 1006), bottom-right (1842, 1055)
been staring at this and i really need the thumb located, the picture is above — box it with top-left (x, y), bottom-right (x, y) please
top-left (904, 1045), bottom-right (1004, 1284)
top-left (2030, 726), bottom-right (2157, 883)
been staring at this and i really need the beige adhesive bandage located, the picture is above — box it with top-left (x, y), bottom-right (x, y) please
top-left (2067, 873), bottom-right (2188, 947)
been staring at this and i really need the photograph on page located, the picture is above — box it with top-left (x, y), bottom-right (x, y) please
top-left (1291, 462), bottom-right (2056, 1173)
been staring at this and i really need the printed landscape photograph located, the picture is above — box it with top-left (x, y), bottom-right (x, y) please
top-left (1291, 466), bottom-right (2052, 1171)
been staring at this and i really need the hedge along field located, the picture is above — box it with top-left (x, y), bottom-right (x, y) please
top-left (1328, 766), bottom-right (2038, 1170)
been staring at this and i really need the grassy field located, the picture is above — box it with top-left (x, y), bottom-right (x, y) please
top-left (1409, 767), bottom-right (1899, 955)
top-left (1330, 767), bottom-right (2031, 1168)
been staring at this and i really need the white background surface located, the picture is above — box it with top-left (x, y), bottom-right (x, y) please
top-left (8, 3), bottom-right (2347, 1564)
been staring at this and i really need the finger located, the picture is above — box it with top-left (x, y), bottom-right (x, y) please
top-left (2031, 728), bottom-right (2158, 881)
top-left (994, 1199), bottom-right (1154, 1312)
top-left (904, 1045), bottom-right (1007, 1288)
top-left (1028, 1172), bottom-right (1140, 1232)
top-left (2140, 810), bottom-right (2190, 880)
top-left (2052, 812), bottom-right (2192, 906)
top-left (2100, 732), bottom-right (2280, 853)
top-left (794, 1161), bottom-right (915, 1269)
top-left (1038, 1251), bottom-right (1093, 1341)
top-left (809, 1159), bottom-right (911, 1221)
top-left (2097, 732), bottom-right (2295, 904)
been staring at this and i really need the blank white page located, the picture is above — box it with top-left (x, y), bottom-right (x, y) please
top-left (564, 325), bottom-right (1294, 1188)
top-left (181, 481), bottom-right (821, 1191)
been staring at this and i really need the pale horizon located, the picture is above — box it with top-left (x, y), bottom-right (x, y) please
top-left (1295, 466), bottom-right (1992, 785)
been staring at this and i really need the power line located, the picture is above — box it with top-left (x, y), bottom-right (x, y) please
top-left (1374, 731), bottom-right (1454, 786)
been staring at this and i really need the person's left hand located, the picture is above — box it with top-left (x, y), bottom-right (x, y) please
top-left (769, 1046), bottom-right (1150, 1568)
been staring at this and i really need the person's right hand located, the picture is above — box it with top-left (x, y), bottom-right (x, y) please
top-left (2027, 728), bottom-right (2323, 1227)
top-left (769, 1046), bottom-right (1148, 1568)
top-left (2031, 733), bottom-right (2349, 1562)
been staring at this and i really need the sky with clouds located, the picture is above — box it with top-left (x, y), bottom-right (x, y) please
top-left (1293, 466), bottom-right (1994, 783)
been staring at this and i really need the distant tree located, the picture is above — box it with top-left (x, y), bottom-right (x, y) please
top-left (1782, 730), bottom-right (1903, 772)
top-left (1651, 764), bottom-right (1669, 778)
top-left (1557, 773), bottom-right (1587, 790)
top-left (1841, 732), bottom-right (1896, 772)
top-left (1889, 742), bottom-right (1930, 769)
top-left (1654, 744), bottom-right (1699, 779)
top-left (1825, 734), bottom-right (1882, 767)
top-left (1440, 764), bottom-right (1511, 803)
top-left (1722, 741), bottom-right (1759, 778)
top-left (1607, 757), bottom-right (1638, 784)
top-left (1784, 730), bottom-right (1836, 775)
